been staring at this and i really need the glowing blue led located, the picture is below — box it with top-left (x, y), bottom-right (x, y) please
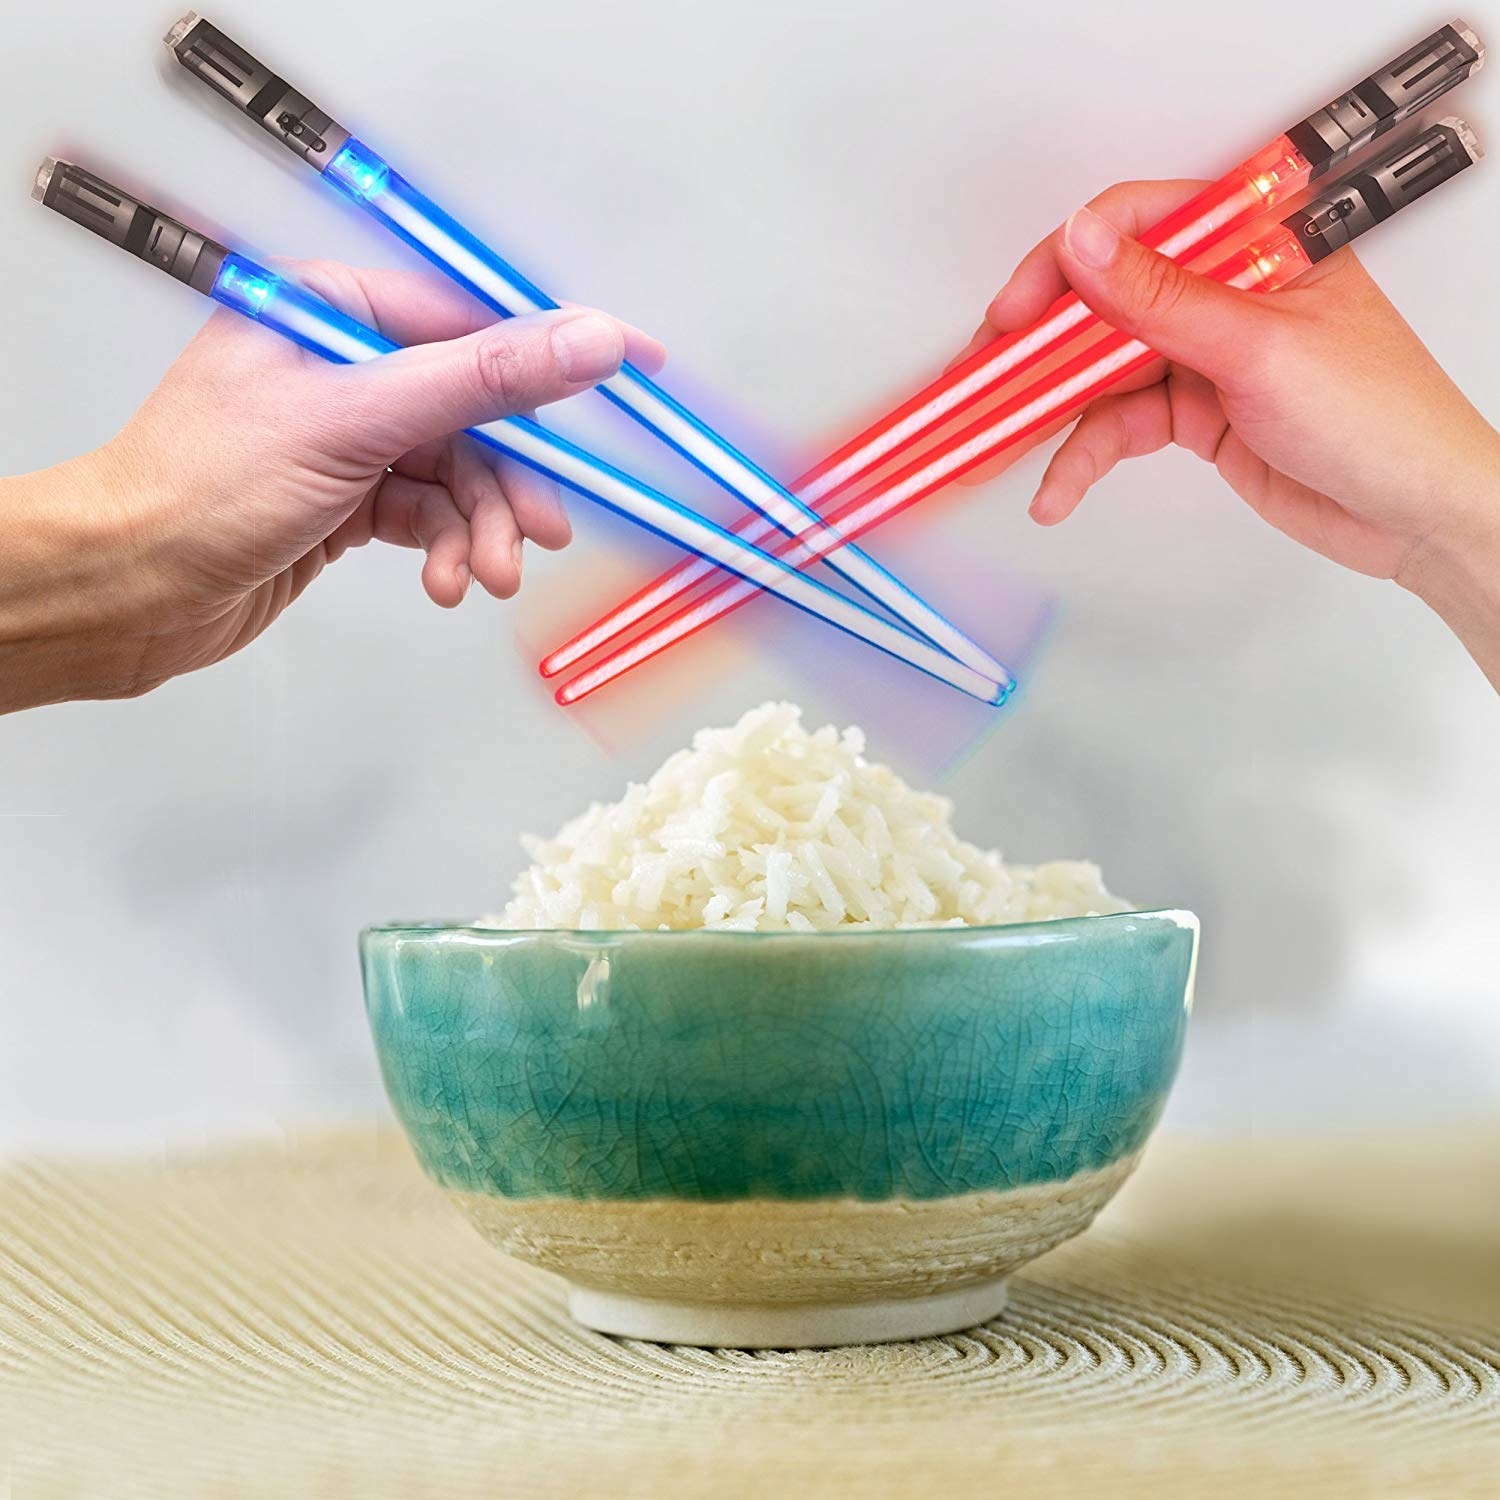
top-left (326, 141), bottom-right (390, 201)
top-left (213, 258), bottom-right (276, 316)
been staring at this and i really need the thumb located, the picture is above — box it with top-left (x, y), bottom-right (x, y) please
top-left (334, 307), bottom-right (654, 458)
top-left (1058, 207), bottom-right (1274, 389)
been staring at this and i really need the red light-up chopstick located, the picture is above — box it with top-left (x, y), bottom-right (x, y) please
top-left (541, 20), bottom-right (1482, 682)
top-left (554, 119), bottom-right (1482, 704)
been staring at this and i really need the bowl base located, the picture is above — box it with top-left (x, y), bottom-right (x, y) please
top-left (568, 1275), bottom-right (1010, 1349)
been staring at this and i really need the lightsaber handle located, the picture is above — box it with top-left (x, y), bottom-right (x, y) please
top-left (1289, 21), bottom-right (1484, 177)
top-left (165, 12), bottom-right (350, 166)
top-left (31, 158), bottom-right (227, 293)
top-left (1282, 118), bottom-right (1481, 258)
top-left (1139, 18), bottom-right (1486, 258)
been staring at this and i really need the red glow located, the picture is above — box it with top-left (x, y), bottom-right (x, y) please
top-left (555, 229), bottom-right (1310, 704)
top-left (540, 137), bottom-right (1314, 684)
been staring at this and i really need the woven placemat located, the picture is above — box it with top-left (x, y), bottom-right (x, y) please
top-left (2, 1125), bottom-right (1496, 1498)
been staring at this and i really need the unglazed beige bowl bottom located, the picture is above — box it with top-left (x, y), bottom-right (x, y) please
top-left (449, 1153), bottom-right (1139, 1347)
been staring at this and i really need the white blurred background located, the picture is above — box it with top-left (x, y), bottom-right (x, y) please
top-left (2, 0), bottom-right (1496, 1151)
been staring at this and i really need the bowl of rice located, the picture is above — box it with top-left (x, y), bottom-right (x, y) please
top-left (361, 704), bottom-right (1197, 1347)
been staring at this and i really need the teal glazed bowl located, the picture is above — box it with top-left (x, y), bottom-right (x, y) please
top-left (361, 910), bottom-right (1197, 1347)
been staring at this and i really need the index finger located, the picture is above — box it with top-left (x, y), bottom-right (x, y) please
top-left (282, 261), bottom-right (667, 383)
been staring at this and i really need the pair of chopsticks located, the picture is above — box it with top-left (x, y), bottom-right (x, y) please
top-left (34, 17), bottom-right (1484, 709)
top-left (31, 13), bottom-right (1013, 708)
top-left (543, 20), bottom-right (1485, 702)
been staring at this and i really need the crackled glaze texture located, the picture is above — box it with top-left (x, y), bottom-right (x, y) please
top-left (361, 912), bottom-right (1196, 1204)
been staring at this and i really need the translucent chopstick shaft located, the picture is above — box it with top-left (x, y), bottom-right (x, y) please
top-left (556, 113), bottom-right (1484, 701)
top-left (315, 142), bottom-right (1005, 682)
top-left (208, 256), bottom-right (1009, 705)
top-left (537, 170), bottom-right (1287, 680)
top-left (541, 19), bottom-right (1484, 676)
top-left (163, 13), bottom-right (1007, 679)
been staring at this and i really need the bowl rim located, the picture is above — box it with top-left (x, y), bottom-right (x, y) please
top-left (361, 907), bottom-right (1198, 944)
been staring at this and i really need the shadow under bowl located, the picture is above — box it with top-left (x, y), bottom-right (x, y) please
top-left (361, 910), bottom-right (1197, 1347)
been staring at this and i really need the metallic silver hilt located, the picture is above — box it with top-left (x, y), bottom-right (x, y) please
top-left (165, 12), bottom-right (350, 167)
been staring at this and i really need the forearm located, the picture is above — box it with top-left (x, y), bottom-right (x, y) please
top-left (0, 452), bottom-right (161, 713)
top-left (1397, 431), bottom-right (1500, 694)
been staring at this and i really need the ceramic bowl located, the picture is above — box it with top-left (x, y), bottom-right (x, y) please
top-left (360, 911), bottom-right (1197, 1347)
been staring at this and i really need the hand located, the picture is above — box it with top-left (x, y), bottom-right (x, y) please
top-left (962, 180), bottom-right (1500, 686)
top-left (0, 261), bottom-right (665, 711)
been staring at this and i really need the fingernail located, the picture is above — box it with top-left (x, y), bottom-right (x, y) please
top-left (456, 563), bottom-right (472, 599)
top-left (1064, 208), bottom-right (1120, 270)
top-left (551, 313), bottom-right (624, 384)
top-left (628, 329), bottom-right (670, 378)
top-left (511, 539), bottom-right (524, 578)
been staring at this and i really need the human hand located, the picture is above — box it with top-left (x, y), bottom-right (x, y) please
top-left (960, 178), bottom-right (1500, 686)
top-left (2, 261), bottom-right (665, 708)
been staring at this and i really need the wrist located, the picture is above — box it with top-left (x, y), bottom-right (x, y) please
top-left (1397, 430), bottom-right (1500, 692)
top-left (0, 446), bottom-right (169, 711)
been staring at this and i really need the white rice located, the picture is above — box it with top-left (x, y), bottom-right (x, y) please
top-left (485, 702), bottom-right (1129, 932)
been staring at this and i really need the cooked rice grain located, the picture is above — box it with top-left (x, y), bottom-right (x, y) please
top-left (486, 702), bottom-right (1128, 932)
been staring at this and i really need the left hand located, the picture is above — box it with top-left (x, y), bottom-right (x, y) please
top-left (0, 261), bottom-right (666, 710)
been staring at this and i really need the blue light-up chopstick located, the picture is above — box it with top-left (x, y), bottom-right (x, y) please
top-left (33, 158), bottom-right (1009, 706)
top-left (162, 12), bottom-right (1010, 689)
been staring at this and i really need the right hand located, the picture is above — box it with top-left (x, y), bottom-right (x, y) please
top-left (960, 179), bottom-right (1500, 687)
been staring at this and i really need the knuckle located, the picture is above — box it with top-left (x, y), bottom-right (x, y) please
top-left (1090, 181), bottom-right (1139, 215)
top-left (282, 257), bottom-right (334, 293)
top-left (473, 336), bottom-right (534, 412)
top-left (1099, 404), bottom-right (1132, 469)
top-left (116, 670), bottom-right (169, 701)
top-left (280, 259), bottom-right (374, 324)
top-left (1068, 417), bottom-right (1115, 488)
top-left (1133, 253), bottom-right (1186, 322)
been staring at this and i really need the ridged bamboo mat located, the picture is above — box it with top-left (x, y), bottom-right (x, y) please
top-left (2, 1125), bottom-right (1496, 1499)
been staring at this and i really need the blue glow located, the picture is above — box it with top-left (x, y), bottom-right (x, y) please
top-left (339, 147), bottom-right (554, 311)
top-left (213, 257), bottom-right (276, 316)
top-left (308, 140), bottom-right (1006, 684)
top-left (212, 253), bottom-right (398, 363)
top-left (195, 255), bottom-right (1001, 705)
top-left (324, 140), bottom-right (391, 201)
